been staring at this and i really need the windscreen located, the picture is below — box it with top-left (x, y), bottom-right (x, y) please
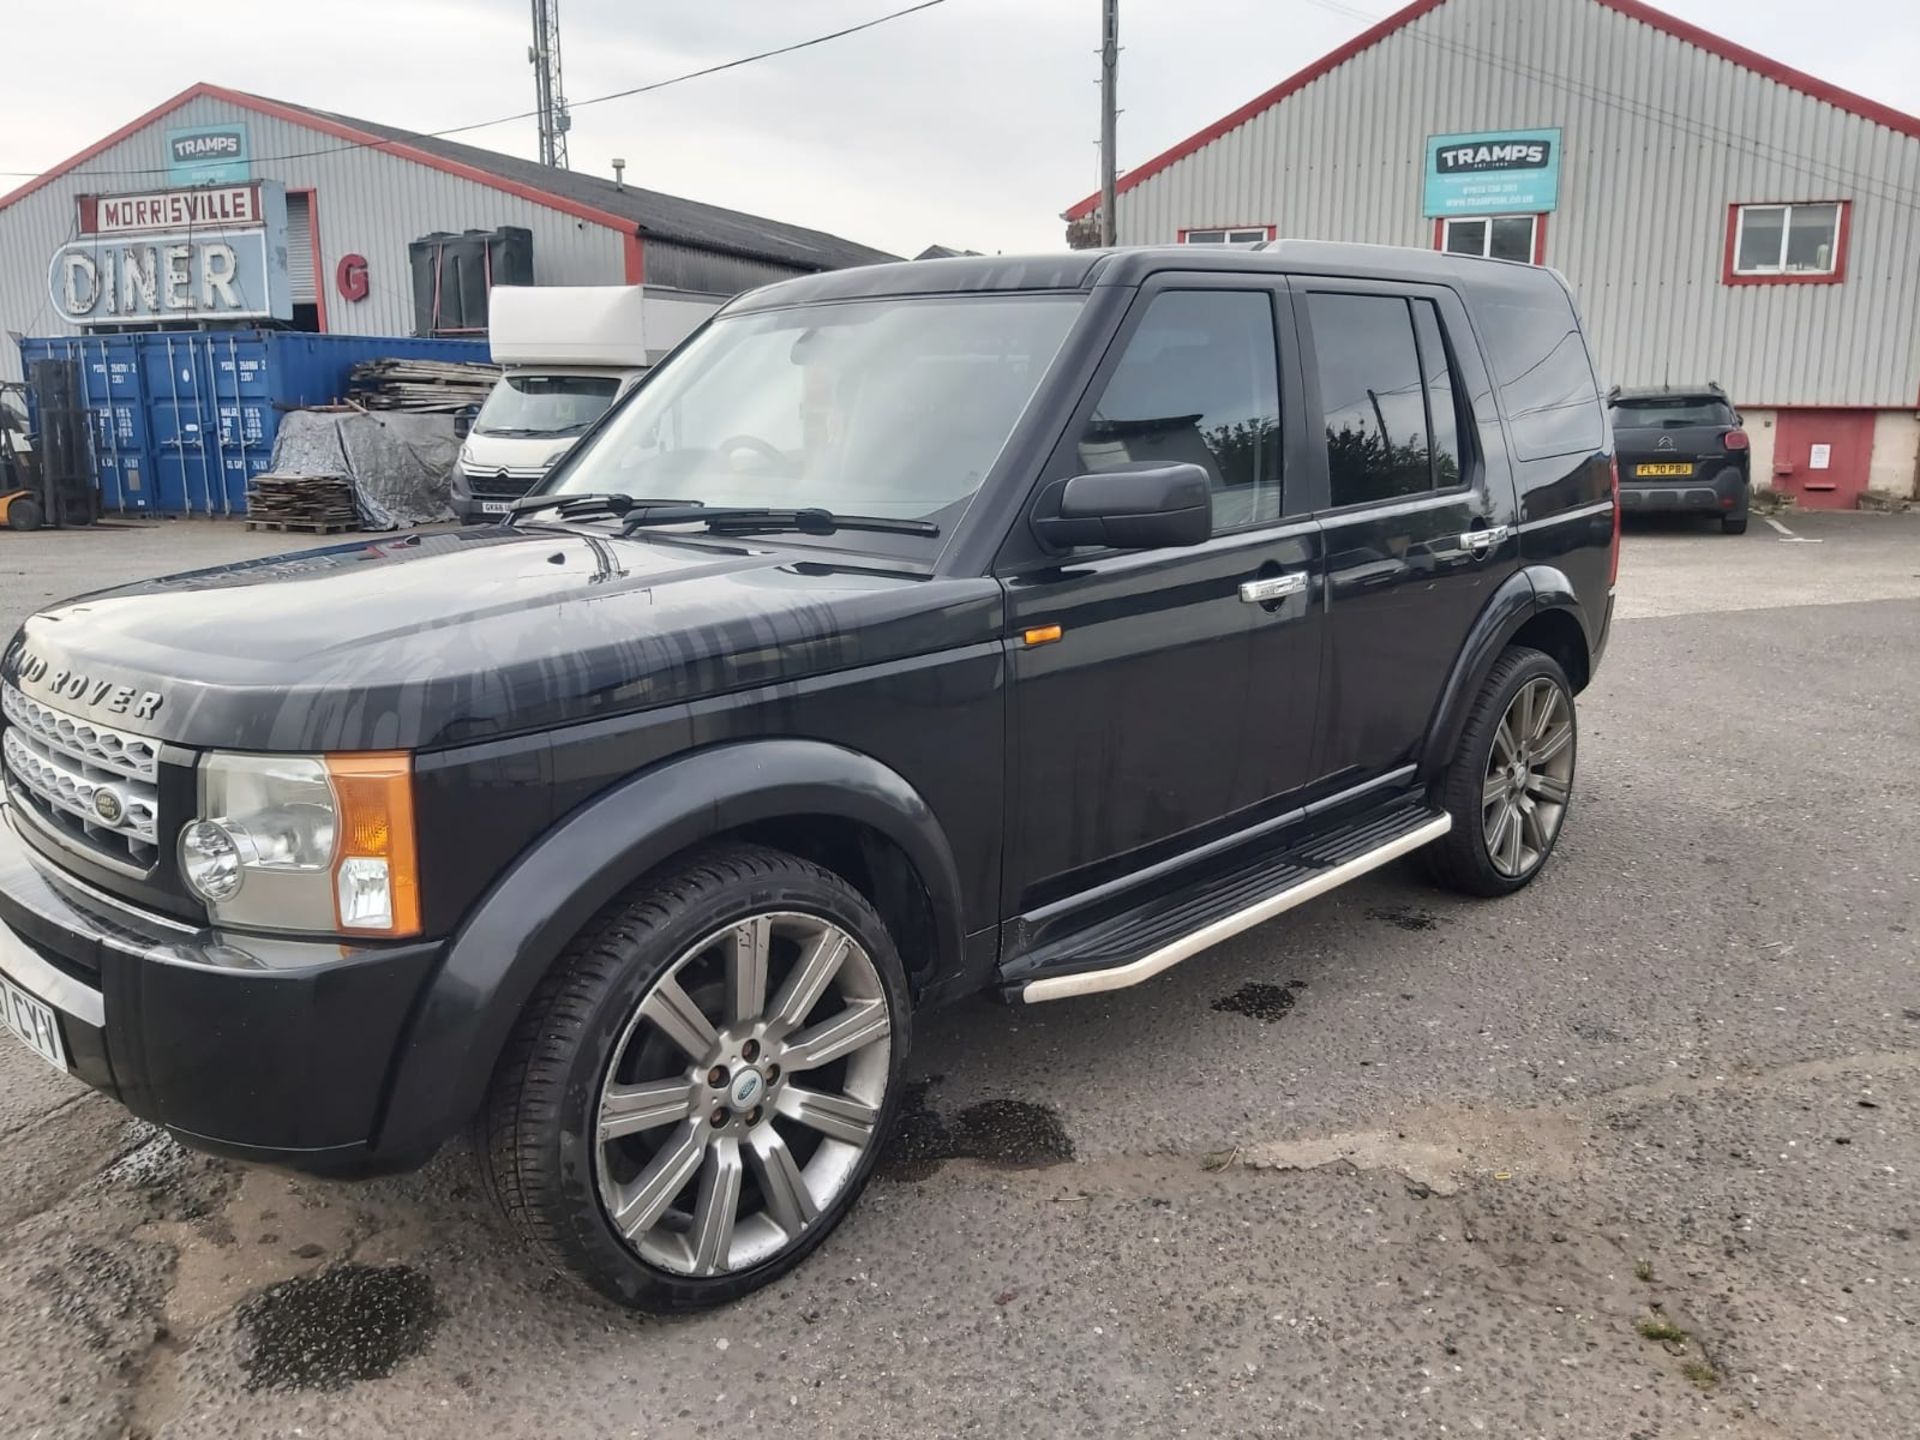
top-left (475, 375), bottom-right (623, 437)
top-left (550, 294), bottom-right (1084, 533)
top-left (1611, 398), bottom-right (1734, 429)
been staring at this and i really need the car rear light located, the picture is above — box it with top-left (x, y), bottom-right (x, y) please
top-left (1608, 456), bottom-right (1621, 588)
top-left (1723, 429), bottom-right (1750, 451)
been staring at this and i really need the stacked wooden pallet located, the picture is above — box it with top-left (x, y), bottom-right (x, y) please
top-left (245, 472), bottom-right (358, 533)
top-left (347, 358), bottom-right (499, 413)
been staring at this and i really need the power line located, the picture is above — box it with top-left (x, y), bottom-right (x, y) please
top-left (1300, 0), bottom-right (1920, 215)
top-left (0, 0), bottom-right (949, 183)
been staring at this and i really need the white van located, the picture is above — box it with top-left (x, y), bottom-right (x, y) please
top-left (453, 285), bottom-right (721, 521)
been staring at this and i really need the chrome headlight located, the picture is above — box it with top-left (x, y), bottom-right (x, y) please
top-left (179, 751), bottom-right (419, 937)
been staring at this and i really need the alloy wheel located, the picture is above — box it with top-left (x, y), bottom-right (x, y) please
top-left (1481, 677), bottom-right (1574, 878)
top-left (593, 911), bottom-right (893, 1277)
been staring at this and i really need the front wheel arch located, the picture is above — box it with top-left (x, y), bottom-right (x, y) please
top-left (377, 740), bottom-right (965, 1162)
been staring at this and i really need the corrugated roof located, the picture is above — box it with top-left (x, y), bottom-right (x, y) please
top-left (253, 94), bottom-right (899, 271)
top-left (0, 82), bottom-right (898, 274)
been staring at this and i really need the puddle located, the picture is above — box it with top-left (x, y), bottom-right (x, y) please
top-left (237, 1264), bottom-right (438, 1392)
top-left (1212, 981), bottom-right (1304, 1023)
top-left (881, 1080), bottom-right (1074, 1180)
top-left (1369, 905), bottom-right (1441, 932)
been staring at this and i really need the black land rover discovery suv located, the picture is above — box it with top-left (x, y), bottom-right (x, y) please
top-left (1609, 382), bottom-right (1752, 534)
top-left (0, 244), bottom-right (1615, 1312)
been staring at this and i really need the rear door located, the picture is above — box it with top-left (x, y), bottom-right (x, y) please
top-left (997, 275), bottom-right (1324, 915)
top-left (1295, 281), bottom-right (1518, 784)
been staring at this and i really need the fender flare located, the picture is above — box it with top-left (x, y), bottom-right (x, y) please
top-left (376, 739), bottom-right (966, 1158)
top-left (1418, 566), bottom-right (1588, 782)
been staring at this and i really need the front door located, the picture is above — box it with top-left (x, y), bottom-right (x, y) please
top-left (1773, 409), bottom-right (1876, 510)
top-left (1295, 283), bottom-right (1519, 783)
top-left (998, 279), bottom-right (1324, 916)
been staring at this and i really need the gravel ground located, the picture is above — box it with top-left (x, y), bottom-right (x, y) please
top-left (0, 511), bottom-right (1915, 1439)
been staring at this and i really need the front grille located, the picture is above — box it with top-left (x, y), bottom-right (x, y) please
top-left (463, 467), bottom-right (543, 499)
top-left (2, 684), bottom-right (162, 872)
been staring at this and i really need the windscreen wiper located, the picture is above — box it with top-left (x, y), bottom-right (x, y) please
top-left (508, 492), bottom-right (700, 518)
top-left (617, 506), bottom-right (940, 538)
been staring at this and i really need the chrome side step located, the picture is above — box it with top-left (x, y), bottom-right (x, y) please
top-left (1018, 813), bottom-right (1452, 1004)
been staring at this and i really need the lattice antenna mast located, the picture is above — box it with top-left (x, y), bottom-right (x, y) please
top-left (530, 0), bottom-right (572, 168)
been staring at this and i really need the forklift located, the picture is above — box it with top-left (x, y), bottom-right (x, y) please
top-left (1, 367), bottom-right (99, 531)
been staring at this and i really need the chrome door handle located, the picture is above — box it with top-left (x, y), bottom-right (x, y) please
top-left (1460, 525), bottom-right (1510, 553)
top-left (1239, 573), bottom-right (1309, 604)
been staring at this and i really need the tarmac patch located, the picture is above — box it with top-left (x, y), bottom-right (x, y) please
top-left (236, 1264), bottom-right (438, 1391)
top-left (882, 1081), bottom-right (1074, 1179)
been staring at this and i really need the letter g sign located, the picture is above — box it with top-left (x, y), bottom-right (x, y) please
top-left (336, 254), bottom-right (370, 303)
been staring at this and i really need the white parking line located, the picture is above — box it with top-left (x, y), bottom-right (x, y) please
top-left (1764, 515), bottom-right (1823, 543)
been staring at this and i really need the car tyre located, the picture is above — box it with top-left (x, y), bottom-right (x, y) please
top-left (478, 844), bottom-right (911, 1312)
top-left (1422, 646), bottom-right (1577, 898)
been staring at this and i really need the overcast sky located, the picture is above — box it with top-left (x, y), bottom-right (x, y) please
top-left (3, 0), bottom-right (1916, 258)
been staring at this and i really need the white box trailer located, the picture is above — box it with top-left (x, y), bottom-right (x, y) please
top-left (453, 285), bottom-right (724, 520)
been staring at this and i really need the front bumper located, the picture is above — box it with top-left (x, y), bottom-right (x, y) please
top-left (0, 805), bottom-right (443, 1175)
top-left (1618, 463), bottom-right (1747, 516)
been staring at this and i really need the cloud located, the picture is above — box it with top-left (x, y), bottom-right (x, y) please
top-left (2, 0), bottom-right (1915, 259)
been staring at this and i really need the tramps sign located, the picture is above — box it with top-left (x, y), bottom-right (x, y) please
top-left (166, 123), bottom-right (252, 185)
top-left (1424, 129), bottom-right (1562, 217)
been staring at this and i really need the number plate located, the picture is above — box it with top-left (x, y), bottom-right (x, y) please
top-left (1, 971), bottom-right (67, 1072)
top-left (479, 500), bottom-right (512, 516)
top-left (1635, 463), bottom-right (1693, 477)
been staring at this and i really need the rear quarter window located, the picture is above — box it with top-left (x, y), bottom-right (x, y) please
top-left (1470, 269), bottom-right (1605, 461)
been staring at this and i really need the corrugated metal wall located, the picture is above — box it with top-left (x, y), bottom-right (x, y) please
top-left (1113, 0), bottom-right (1920, 408)
top-left (0, 94), bottom-right (627, 382)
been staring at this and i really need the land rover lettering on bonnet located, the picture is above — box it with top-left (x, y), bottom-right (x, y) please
top-left (0, 242), bottom-right (1614, 1313)
top-left (13, 653), bottom-right (162, 720)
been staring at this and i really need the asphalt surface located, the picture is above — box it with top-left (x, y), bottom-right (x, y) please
top-left (1, 510), bottom-right (1917, 1439)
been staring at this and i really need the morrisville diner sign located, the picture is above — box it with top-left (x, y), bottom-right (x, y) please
top-left (50, 182), bottom-right (290, 325)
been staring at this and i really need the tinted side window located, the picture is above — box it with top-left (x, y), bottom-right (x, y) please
top-left (1472, 269), bottom-right (1604, 460)
top-left (1412, 300), bottom-right (1465, 489)
top-left (1076, 290), bottom-right (1281, 532)
top-left (1307, 292), bottom-right (1433, 507)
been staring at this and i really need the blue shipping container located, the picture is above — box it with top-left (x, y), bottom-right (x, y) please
top-left (16, 330), bottom-right (490, 516)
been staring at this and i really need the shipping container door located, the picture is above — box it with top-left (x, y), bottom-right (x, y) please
top-left (203, 335), bottom-right (276, 511)
top-left (143, 334), bottom-right (224, 514)
top-left (67, 335), bottom-right (153, 514)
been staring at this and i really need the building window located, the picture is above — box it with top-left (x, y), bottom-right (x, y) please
top-left (1178, 226), bottom-right (1275, 245)
top-left (1436, 214), bottom-right (1542, 264)
top-left (1726, 201), bottom-right (1849, 284)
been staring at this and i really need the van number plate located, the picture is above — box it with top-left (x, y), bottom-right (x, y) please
top-left (1635, 463), bottom-right (1692, 477)
top-left (479, 501), bottom-right (512, 516)
top-left (1, 973), bottom-right (67, 1071)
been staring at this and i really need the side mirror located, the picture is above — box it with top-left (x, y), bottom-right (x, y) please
top-left (1030, 464), bottom-right (1212, 552)
top-left (453, 405), bottom-right (479, 439)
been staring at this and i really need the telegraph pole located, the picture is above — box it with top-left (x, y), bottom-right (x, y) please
top-left (1099, 0), bottom-right (1118, 246)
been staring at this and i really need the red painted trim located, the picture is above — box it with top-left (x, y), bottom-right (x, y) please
top-left (0, 82), bottom-right (220, 211)
top-left (1174, 224), bottom-right (1278, 243)
top-left (1, 82), bottom-right (644, 247)
top-left (1721, 200), bottom-right (1851, 286)
top-left (622, 232), bottom-right (645, 284)
top-left (1596, 0), bottom-right (1920, 143)
top-left (1063, 0), bottom-right (1448, 220)
top-left (1533, 213), bottom-right (1548, 266)
top-left (1061, 0), bottom-right (1920, 222)
top-left (290, 186), bottom-right (328, 332)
